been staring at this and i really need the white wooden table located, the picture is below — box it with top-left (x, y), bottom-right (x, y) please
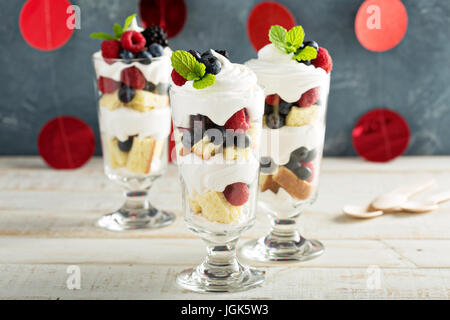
top-left (0, 156), bottom-right (449, 299)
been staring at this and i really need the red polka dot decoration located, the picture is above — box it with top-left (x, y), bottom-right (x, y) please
top-left (139, 0), bottom-right (187, 38)
top-left (355, 0), bottom-right (408, 52)
top-left (38, 116), bottom-right (96, 169)
top-left (352, 108), bottom-right (410, 162)
top-left (19, 0), bottom-right (74, 51)
top-left (247, 1), bottom-right (296, 51)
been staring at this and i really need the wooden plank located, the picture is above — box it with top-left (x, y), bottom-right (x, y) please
top-left (0, 237), bottom-right (416, 268)
top-left (0, 264), bottom-right (449, 299)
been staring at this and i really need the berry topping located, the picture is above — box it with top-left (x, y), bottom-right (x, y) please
top-left (121, 67), bottom-right (146, 89)
top-left (303, 40), bottom-right (319, 52)
top-left (118, 49), bottom-right (134, 64)
top-left (141, 26), bottom-right (169, 48)
top-left (304, 148), bottom-right (317, 163)
top-left (293, 165), bottom-right (312, 181)
top-left (98, 77), bottom-right (120, 94)
top-left (136, 50), bottom-right (153, 65)
top-left (223, 182), bottom-right (249, 206)
top-left (201, 55), bottom-right (222, 75)
top-left (291, 147), bottom-right (309, 163)
top-left (120, 30), bottom-right (146, 54)
top-left (100, 40), bottom-right (121, 64)
top-left (265, 94), bottom-right (280, 106)
top-left (215, 50), bottom-right (230, 58)
top-left (118, 85), bottom-right (135, 103)
top-left (312, 47), bottom-right (333, 74)
top-left (144, 81), bottom-right (156, 92)
top-left (188, 50), bottom-right (202, 62)
top-left (279, 101), bottom-right (293, 115)
top-left (149, 43), bottom-right (164, 57)
top-left (302, 161), bottom-right (314, 183)
top-left (118, 136), bottom-right (134, 152)
top-left (266, 113), bottom-right (285, 129)
top-left (297, 87), bottom-right (319, 108)
top-left (224, 109), bottom-right (250, 131)
top-left (171, 69), bottom-right (187, 86)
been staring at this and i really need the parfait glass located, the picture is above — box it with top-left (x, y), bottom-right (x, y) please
top-left (241, 77), bottom-right (330, 262)
top-left (92, 54), bottom-right (175, 231)
top-left (169, 79), bottom-right (265, 292)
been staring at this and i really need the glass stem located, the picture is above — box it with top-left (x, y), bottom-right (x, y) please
top-left (264, 214), bottom-right (305, 253)
top-left (120, 189), bottom-right (156, 218)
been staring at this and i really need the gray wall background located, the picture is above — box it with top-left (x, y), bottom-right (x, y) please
top-left (1, 0), bottom-right (449, 156)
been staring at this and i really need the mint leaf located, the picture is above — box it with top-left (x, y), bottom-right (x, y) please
top-left (294, 46), bottom-right (318, 61)
top-left (90, 32), bottom-right (117, 40)
top-left (171, 50), bottom-right (206, 80)
top-left (286, 26), bottom-right (305, 50)
top-left (193, 73), bottom-right (216, 89)
top-left (113, 23), bottom-right (123, 37)
top-left (123, 14), bottom-right (137, 30)
top-left (269, 25), bottom-right (287, 52)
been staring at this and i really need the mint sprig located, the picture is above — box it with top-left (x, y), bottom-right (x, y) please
top-left (269, 25), bottom-right (318, 62)
top-left (171, 50), bottom-right (216, 89)
top-left (90, 14), bottom-right (137, 41)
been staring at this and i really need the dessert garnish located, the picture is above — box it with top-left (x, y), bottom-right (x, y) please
top-left (171, 49), bottom-right (229, 89)
top-left (90, 14), bottom-right (168, 65)
top-left (269, 25), bottom-right (332, 73)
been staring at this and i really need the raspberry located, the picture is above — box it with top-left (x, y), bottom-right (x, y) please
top-left (171, 69), bottom-right (187, 86)
top-left (223, 182), bottom-right (249, 206)
top-left (265, 94), bottom-right (280, 106)
top-left (312, 47), bottom-right (333, 74)
top-left (224, 108), bottom-right (250, 131)
top-left (302, 162), bottom-right (314, 183)
top-left (98, 76), bottom-right (120, 94)
top-left (297, 87), bottom-right (319, 108)
top-left (100, 40), bottom-right (121, 64)
top-left (121, 67), bottom-right (146, 89)
top-left (120, 31), bottom-right (146, 54)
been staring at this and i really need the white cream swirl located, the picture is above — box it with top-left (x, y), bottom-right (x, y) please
top-left (170, 51), bottom-right (265, 127)
top-left (245, 44), bottom-right (330, 103)
top-left (178, 153), bottom-right (259, 197)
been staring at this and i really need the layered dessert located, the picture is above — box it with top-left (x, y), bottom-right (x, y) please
top-left (170, 49), bottom-right (264, 230)
top-left (91, 14), bottom-right (172, 178)
top-left (246, 25), bottom-right (333, 217)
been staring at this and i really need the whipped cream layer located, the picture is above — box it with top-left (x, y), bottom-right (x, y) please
top-left (261, 124), bottom-right (325, 165)
top-left (178, 153), bottom-right (259, 197)
top-left (170, 51), bottom-right (264, 128)
top-left (245, 44), bottom-right (330, 103)
top-left (99, 107), bottom-right (171, 141)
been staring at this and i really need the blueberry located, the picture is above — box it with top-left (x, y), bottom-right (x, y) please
top-left (155, 83), bottom-right (170, 95)
top-left (285, 157), bottom-right (301, 172)
top-left (293, 165), bottom-right (312, 181)
top-left (181, 130), bottom-right (194, 149)
top-left (304, 149), bottom-right (317, 163)
top-left (266, 113), bottom-right (285, 129)
top-left (136, 50), bottom-right (153, 65)
top-left (205, 128), bottom-right (225, 145)
top-left (117, 136), bottom-right (134, 152)
top-left (201, 49), bottom-right (214, 58)
top-left (119, 50), bottom-right (134, 64)
top-left (304, 41), bottom-right (319, 52)
top-left (260, 157), bottom-right (277, 174)
top-left (188, 50), bottom-right (202, 62)
top-left (201, 55), bottom-right (221, 75)
top-left (279, 100), bottom-right (292, 115)
top-left (149, 43), bottom-right (164, 57)
top-left (234, 133), bottom-right (251, 148)
top-left (300, 60), bottom-right (311, 66)
top-left (144, 81), bottom-right (156, 92)
top-left (291, 147), bottom-right (309, 163)
top-left (214, 50), bottom-right (229, 58)
top-left (118, 85), bottom-right (135, 103)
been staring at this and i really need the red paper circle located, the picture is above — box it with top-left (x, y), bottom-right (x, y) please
top-left (247, 1), bottom-right (296, 51)
top-left (139, 0), bottom-right (187, 39)
top-left (19, 0), bottom-right (74, 51)
top-left (352, 108), bottom-right (410, 162)
top-left (38, 116), bottom-right (96, 169)
top-left (355, 0), bottom-right (408, 52)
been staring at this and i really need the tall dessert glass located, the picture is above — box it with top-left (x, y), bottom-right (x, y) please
top-left (91, 16), bottom-right (175, 231)
top-left (169, 49), bottom-right (265, 292)
top-left (243, 25), bottom-right (333, 262)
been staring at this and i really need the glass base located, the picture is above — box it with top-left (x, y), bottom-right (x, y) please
top-left (176, 266), bottom-right (265, 293)
top-left (97, 208), bottom-right (175, 231)
top-left (240, 236), bottom-right (324, 263)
